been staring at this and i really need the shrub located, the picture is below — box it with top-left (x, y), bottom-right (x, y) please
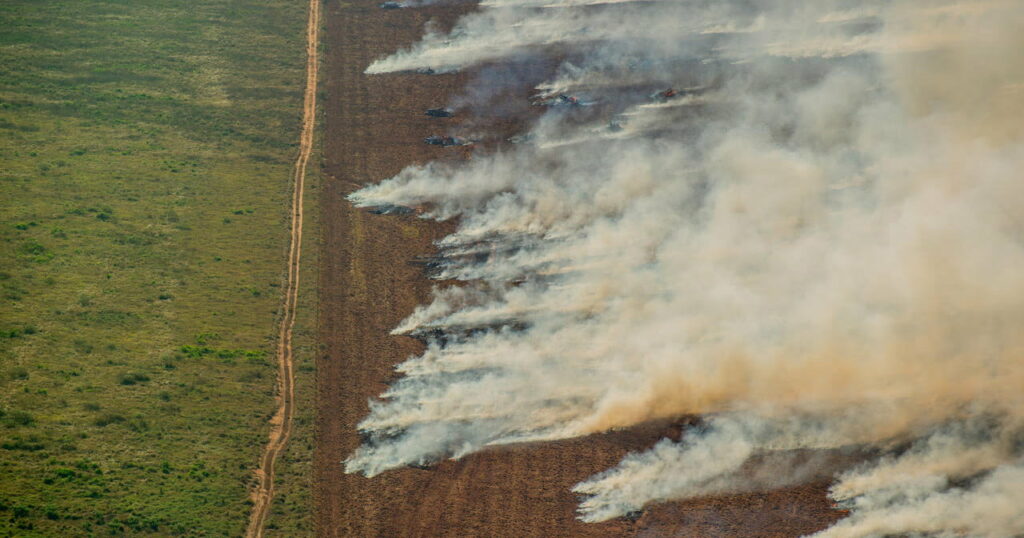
top-left (238, 370), bottom-right (263, 382)
top-left (194, 332), bottom-right (219, 345)
top-left (1, 437), bottom-right (45, 451)
top-left (118, 372), bottom-right (150, 385)
top-left (94, 413), bottom-right (125, 427)
top-left (18, 240), bottom-right (53, 262)
top-left (2, 410), bottom-right (35, 427)
top-left (127, 418), bottom-right (149, 432)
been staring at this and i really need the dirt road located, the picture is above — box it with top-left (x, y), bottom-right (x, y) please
top-left (314, 0), bottom-right (844, 536)
top-left (244, 0), bottom-right (320, 536)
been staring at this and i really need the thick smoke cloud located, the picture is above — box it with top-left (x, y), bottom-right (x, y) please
top-left (346, 0), bottom-right (1024, 535)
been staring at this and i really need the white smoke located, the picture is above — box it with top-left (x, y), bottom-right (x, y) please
top-left (346, 0), bottom-right (1024, 535)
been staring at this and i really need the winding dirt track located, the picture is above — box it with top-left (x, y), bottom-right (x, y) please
top-left (245, 0), bottom-right (320, 536)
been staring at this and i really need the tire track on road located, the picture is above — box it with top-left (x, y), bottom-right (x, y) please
top-left (246, 0), bottom-right (319, 535)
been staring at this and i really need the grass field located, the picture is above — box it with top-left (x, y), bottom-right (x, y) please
top-left (0, 0), bottom-right (314, 535)
top-left (264, 148), bottom-right (319, 536)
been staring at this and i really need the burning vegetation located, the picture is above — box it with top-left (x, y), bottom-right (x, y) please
top-left (346, 1), bottom-right (1024, 536)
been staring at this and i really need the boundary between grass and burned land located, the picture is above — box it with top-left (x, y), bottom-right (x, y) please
top-left (245, 0), bottom-right (320, 535)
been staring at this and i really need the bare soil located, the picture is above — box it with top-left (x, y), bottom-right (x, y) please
top-left (315, 0), bottom-right (847, 535)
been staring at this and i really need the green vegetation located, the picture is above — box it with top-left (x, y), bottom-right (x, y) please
top-left (263, 139), bottom-right (320, 538)
top-left (0, 0), bottom-right (313, 535)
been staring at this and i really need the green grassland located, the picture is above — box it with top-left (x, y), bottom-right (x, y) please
top-left (0, 0), bottom-right (314, 535)
top-left (264, 144), bottom-right (319, 537)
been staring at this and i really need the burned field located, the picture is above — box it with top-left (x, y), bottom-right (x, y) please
top-left (319, 0), bottom-right (1024, 536)
top-left (315, 0), bottom-right (849, 536)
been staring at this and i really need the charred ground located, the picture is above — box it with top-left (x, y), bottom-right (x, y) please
top-left (315, 0), bottom-right (844, 535)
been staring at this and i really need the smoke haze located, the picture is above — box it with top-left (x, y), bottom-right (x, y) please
top-left (346, 0), bottom-right (1024, 535)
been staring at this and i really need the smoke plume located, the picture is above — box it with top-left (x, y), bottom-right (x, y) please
top-left (346, 0), bottom-right (1024, 535)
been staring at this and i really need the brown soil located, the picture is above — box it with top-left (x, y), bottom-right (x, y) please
top-left (246, 0), bottom-right (320, 536)
top-left (314, 0), bottom-right (848, 535)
